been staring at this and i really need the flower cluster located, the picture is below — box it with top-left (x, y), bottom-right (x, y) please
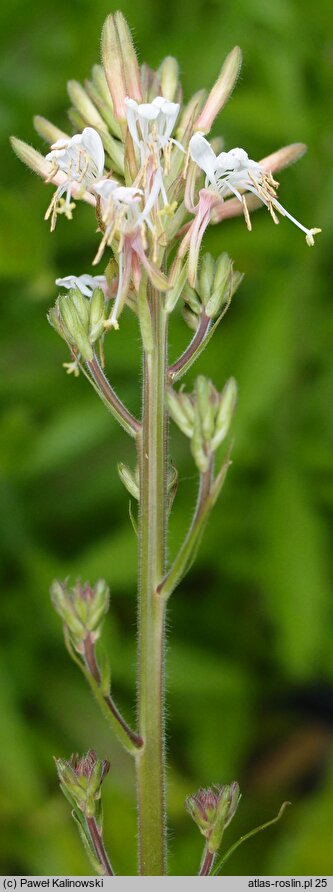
top-left (55, 750), bottom-right (110, 819)
top-left (11, 11), bottom-right (320, 354)
top-left (185, 782), bottom-right (241, 854)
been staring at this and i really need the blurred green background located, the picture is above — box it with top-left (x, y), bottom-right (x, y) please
top-left (1, 0), bottom-right (332, 876)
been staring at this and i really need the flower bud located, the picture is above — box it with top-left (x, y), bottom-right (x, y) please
top-left (50, 578), bottom-right (110, 653)
top-left (177, 89), bottom-right (207, 143)
top-left (159, 56), bottom-right (179, 102)
top-left (211, 377), bottom-right (237, 450)
top-left (89, 288), bottom-right (106, 343)
top-left (85, 77), bottom-right (122, 139)
top-left (185, 782), bottom-right (241, 854)
top-left (102, 12), bottom-right (142, 121)
top-left (117, 462), bottom-right (140, 500)
top-left (67, 81), bottom-right (107, 132)
top-left (33, 116), bottom-right (69, 145)
top-left (55, 750), bottom-right (110, 819)
top-left (195, 46), bottom-right (242, 134)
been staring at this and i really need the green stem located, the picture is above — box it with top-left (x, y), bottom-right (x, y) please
top-left (136, 289), bottom-right (168, 875)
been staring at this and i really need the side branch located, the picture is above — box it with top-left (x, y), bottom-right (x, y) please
top-left (157, 453), bottom-right (231, 601)
top-left (86, 816), bottom-right (115, 876)
top-left (64, 629), bottom-right (143, 755)
top-left (199, 845), bottom-right (215, 877)
top-left (157, 463), bottom-right (213, 601)
top-left (86, 354), bottom-right (140, 438)
top-left (83, 636), bottom-right (144, 752)
top-left (168, 314), bottom-right (211, 383)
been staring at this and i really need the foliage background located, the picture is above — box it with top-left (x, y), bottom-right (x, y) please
top-left (0, 0), bottom-right (332, 876)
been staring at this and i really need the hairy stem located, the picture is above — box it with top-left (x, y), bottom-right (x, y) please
top-left (86, 816), bottom-right (114, 876)
top-left (87, 355), bottom-right (140, 437)
top-left (136, 289), bottom-right (168, 875)
top-left (199, 845), bottom-right (215, 876)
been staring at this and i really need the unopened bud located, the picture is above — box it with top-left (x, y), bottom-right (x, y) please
top-left (177, 90), bottom-right (207, 142)
top-left (195, 46), bottom-right (242, 134)
top-left (84, 78), bottom-right (122, 139)
top-left (67, 80), bottom-right (107, 132)
top-left (33, 116), bottom-right (69, 145)
top-left (118, 462), bottom-right (140, 500)
top-left (185, 782), bottom-right (241, 854)
top-left (102, 12), bottom-right (142, 121)
top-left (159, 56), bottom-right (179, 102)
top-left (55, 750), bottom-right (110, 819)
top-left (211, 377), bottom-right (237, 450)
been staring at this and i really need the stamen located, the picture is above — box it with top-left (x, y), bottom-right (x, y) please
top-left (242, 196), bottom-right (252, 231)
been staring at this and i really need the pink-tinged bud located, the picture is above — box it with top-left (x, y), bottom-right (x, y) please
top-left (102, 12), bottom-right (142, 121)
top-left (260, 142), bottom-right (307, 174)
top-left (195, 46), bottom-right (242, 134)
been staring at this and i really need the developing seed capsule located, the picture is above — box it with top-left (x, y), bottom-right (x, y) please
top-left (211, 377), bottom-right (237, 450)
top-left (205, 253), bottom-right (233, 317)
top-left (198, 253), bottom-right (215, 305)
top-left (167, 389), bottom-right (195, 438)
top-left (89, 288), bottom-right (106, 343)
top-left (58, 294), bottom-right (93, 361)
top-left (195, 376), bottom-right (218, 442)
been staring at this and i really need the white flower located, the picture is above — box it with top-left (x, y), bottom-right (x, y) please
top-left (189, 133), bottom-right (321, 246)
top-left (125, 96), bottom-right (180, 159)
top-left (45, 127), bottom-right (105, 231)
top-left (92, 176), bottom-right (168, 329)
top-left (55, 274), bottom-right (107, 298)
